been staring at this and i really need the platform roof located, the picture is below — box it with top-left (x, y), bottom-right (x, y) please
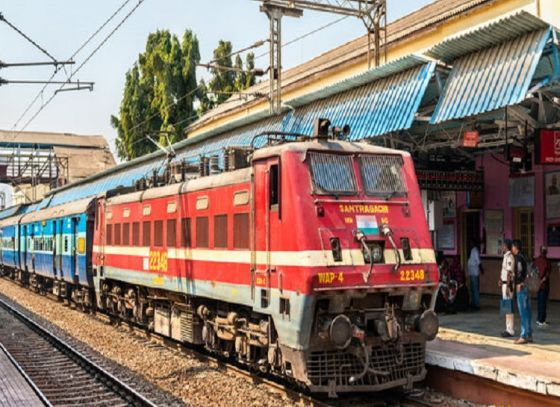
top-left (430, 11), bottom-right (556, 123)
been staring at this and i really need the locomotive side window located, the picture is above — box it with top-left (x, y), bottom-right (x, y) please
top-left (269, 164), bottom-right (279, 208)
top-left (142, 221), bottom-right (151, 246)
top-left (359, 155), bottom-right (406, 197)
top-left (233, 213), bottom-right (249, 249)
top-left (181, 218), bottom-right (191, 247)
top-left (309, 153), bottom-right (356, 194)
top-left (132, 222), bottom-right (140, 246)
top-left (214, 215), bottom-right (228, 248)
top-left (114, 223), bottom-right (121, 245)
top-left (123, 223), bottom-right (130, 246)
top-left (196, 217), bottom-right (209, 248)
top-left (167, 219), bottom-right (176, 247)
top-left (154, 220), bottom-right (164, 247)
top-left (106, 224), bottom-right (113, 245)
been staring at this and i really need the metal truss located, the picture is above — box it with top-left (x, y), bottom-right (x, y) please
top-left (258, 0), bottom-right (387, 114)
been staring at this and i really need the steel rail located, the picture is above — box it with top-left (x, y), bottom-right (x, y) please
top-left (0, 342), bottom-right (53, 407)
top-left (0, 296), bottom-right (158, 407)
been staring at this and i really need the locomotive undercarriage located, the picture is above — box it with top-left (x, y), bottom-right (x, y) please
top-left (97, 278), bottom-right (286, 375)
top-left (96, 278), bottom-right (438, 396)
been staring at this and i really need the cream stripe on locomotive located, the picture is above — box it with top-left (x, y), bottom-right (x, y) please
top-left (96, 245), bottom-right (436, 267)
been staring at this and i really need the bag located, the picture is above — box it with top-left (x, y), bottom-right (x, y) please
top-left (526, 262), bottom-right (540, 294)
top-left (500, 298), bottom-right (514, 315)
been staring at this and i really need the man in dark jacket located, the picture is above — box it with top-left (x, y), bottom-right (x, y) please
top-left (512, 240), bottom-right (533, 344)
top-left (535, 246), bottom-right (552, 327)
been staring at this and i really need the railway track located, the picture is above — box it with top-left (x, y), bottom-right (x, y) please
top-left (0, 277), bottom-right (444, 407)
top-left (0, 296), bottom-right (157, 407)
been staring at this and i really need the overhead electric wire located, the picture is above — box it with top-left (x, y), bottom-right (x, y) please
top-left (17, 0), bottom-right (146, 133)
top-left (254, 15), bottom-right (349, 60)
top-left (10, 0), bottom-right (134, 130)
top-left (0, 12), bottom-right (58, 62)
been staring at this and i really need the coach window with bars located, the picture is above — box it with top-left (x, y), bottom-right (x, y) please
top-left (196, 217), bottom-right (209, 248)
top-left (359, 155), bottom-right (406, 197)
top-left (167, 219), bottom-right (177, 247)
top-left (123, 222), bottom-right (130, 246)
top-left (114, 223), bottom-right (121, 245)
top-left (132, 222), bottom-right (140, 246)
top-left (181, 218), bottom-right (191, 247)
top-left (106, 224), bottom-right (113, 245)
top-left (142, 221), bottom-right (151, 246)
top-left (154, 220), bottom-right (164, 247)
top-left (233, 213), bottom-right (249, 249)
top-left (214, 215), bottom-right (228, 248)
top-left (309, 153), bottom-right (357, 195)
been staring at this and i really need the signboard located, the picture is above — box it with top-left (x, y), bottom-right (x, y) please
top-left (485, 210), bottom-right (503, 234)
top-left (509, 176), bottom-right (534, 207)
top-left (463, 130), bottom-right (479, 147)
top-left (437, 223), bottom-right (455, 250)
top-left (546, 172), bottom-right (560, 219)
top-left (536, 129), bottom-right (560, 165)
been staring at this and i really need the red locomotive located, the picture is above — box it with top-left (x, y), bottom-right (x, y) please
top-left (92, 125), bottom-right (439, 396)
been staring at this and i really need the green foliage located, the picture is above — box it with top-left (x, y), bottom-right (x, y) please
top-left (112, 31), bottom-right (258, 160)
top-left (198, 41), bottom-right (258, 115)
top-left (112, 29), bottom-right (200, 161)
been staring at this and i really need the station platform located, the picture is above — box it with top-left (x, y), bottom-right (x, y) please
top-left (425, 295), bottom-right (560, 405)
top-left (0, 346), bottom-right (45, 407)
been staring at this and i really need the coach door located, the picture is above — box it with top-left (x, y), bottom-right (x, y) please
top-left (20, 225), bottom-right (27, 270)
top-left (70, 217), bottom-right (78, 279)
top-left (57, 219), bottom-right (64, 279)
top-left (252, 157), bottom-right (281, 307)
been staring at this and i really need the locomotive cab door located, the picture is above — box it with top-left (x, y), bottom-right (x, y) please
top-left (252, 156), bottom-right (281, 308)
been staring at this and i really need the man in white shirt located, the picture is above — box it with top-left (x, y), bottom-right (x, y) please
top-left (500, 239), bottom-right (515, 337)
top-left (467, 242), bottom-right (481, 310)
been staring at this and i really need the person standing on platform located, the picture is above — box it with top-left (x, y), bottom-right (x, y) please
top-left (535, 246), bottom-right (552, 327)
top-left (467, 242), bottom-right (481, 310)
top-left (512, 240), bottom-right (533, 344)
top-left (500, 239), bottom-right (515, 338)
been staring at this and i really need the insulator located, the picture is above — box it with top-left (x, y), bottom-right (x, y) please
top-left (199, 156), bottom-right (205, 177)
top-left (203, 156), bottom-right (210, 176)
top-left (224, 149), bottom-right (230, 172)
top-left (209, 155), bottom-right (220, 175)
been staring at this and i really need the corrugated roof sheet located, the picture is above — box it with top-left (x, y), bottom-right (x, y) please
top-left (430, 27), bottom-right (551, 124)
top-left (286, 55), bottom-right (430, 107)
top-left (284, 61), bottom-right (435, 139)
top-left (428, 11), bottom-right (550, 63)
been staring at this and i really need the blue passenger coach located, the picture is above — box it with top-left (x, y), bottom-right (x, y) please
top-left (0, 198), bottom-right (95, 303)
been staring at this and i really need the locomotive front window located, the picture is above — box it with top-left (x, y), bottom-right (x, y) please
top-left (309, 153), bottom-right (356, 195)
top-left (359, 155), bottom-right (406, 197)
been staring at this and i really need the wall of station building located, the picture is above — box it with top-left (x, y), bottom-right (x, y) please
top-left (424, 149), bottom-right (560, 300)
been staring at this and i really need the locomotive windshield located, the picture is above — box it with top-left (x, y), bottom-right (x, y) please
top-left (359, 154), bottom-right (406, 197)
top-left (309, 153), bottom-right (357, 194)
top-left (308, 152), bottom-right (407, 196)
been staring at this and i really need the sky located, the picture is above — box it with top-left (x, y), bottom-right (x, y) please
top-left (0, 0), bottom-right (434, 160)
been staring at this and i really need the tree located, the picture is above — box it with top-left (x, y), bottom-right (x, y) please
top-left (111, 29), bottom-right (200, 161)
top-left (198, 43), bottom-right (258, 115)
top-left (208, 40), bottom-right (235, 106)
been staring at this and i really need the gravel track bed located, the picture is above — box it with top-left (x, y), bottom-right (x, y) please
top-left (0, 279), bottom-right (296, 407)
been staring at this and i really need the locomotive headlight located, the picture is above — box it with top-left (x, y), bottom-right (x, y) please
top-left (329, 314), bottom-right (353, 349)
